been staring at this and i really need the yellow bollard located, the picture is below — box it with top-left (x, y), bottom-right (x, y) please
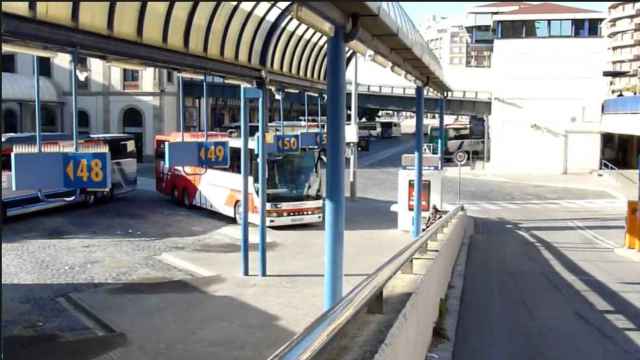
top-left (625, 201), bottom-right (639, 250)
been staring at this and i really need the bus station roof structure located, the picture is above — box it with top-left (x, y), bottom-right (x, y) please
top-left (1, 1), bottom-right (449, 92)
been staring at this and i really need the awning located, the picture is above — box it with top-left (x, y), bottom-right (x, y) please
top-left (1, 2), bottom-right (448, 92)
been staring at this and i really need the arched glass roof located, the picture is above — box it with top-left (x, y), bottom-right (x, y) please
top-left (2, 1), bottom-right (447, 91)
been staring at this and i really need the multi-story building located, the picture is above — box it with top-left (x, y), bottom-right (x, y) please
top-left (464, 2), bottom-right (532, 68)
top-left (603, 1), bottom-right (640, 95)
top-left (1, 52), bottom-right (181, 161)
top-left (422, 15), bottom-right (468, 68)
top-left (488, 2), bottom-right (608, 174)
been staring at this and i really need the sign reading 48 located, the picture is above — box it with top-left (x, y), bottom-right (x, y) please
top-left (63, 153), bottom-right (110, 189)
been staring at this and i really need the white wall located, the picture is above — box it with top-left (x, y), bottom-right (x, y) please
top-left (488, 37), bottom-right (609, 174)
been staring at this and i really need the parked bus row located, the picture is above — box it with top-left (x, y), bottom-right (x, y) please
top-left (2, 133), bottom-right (137, 218)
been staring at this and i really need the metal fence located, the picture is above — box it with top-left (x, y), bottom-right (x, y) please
top-left (268, 205), bottom-right (464, 360)
top-left (346, 83), bottom-right (492, 101)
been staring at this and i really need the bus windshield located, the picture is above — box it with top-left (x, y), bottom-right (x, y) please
top-left (263, 151), bottom-right (321, 202)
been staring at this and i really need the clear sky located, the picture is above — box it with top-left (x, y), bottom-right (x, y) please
top-left (401, 2), bottom-right (612, 27)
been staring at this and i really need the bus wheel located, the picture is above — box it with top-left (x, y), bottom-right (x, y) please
top-left (172, 188), bottom-right (180, 205)
top-left (234, 202), bottom-right (242, 224)
top-left (84, 192), bottom-right (96, 206)
top-left (183, 190), bottom-right (192, 209)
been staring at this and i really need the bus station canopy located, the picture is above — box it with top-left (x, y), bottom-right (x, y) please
top-left (1, 1), bottom-right (449, 92)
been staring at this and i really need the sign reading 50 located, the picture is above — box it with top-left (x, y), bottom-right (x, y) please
top-left (199, 141), bottom-right (230, 168)
top-left (276, 134), bottom-right (301, 153)
top-left (63, 153), bottom-right (110, 190)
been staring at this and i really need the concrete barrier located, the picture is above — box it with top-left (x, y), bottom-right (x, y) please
top-left (372, 213), bottom-right (472, 360)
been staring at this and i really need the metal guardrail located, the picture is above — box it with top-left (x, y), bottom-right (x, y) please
top-left (601, 159), bottom-right (638, 185)
top-left (346, 83), bottom-right (492, 101)
top-left (268, 205), bottom-right (464, 360)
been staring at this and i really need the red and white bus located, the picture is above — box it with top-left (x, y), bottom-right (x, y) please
top-left (2, 133), bottom-right (138, 218)
top-left (155, 132), bottom-right (323, 226)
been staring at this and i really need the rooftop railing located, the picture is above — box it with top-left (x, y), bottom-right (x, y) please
top-left (268, 205), bottom-right (464, 360)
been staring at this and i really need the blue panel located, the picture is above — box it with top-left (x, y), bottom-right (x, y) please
top-left (63, 152), bottom-right (111, 190)
top-left (275, 134), bottom-right (301, 153)
top-left (300, 131), bottom-right (326, 148)
top-left (12, 152), bottom-right (65, 190)
top-left (244, 87), bottom-right (262, 99)
top-left (198, 141), bottom-right (230, 168)
top-left (602, 96), bottom-right (640, 114)
top-left (413, 86), bottom-right (424, 239)
top-left (12, 152), bottom-right (111, 191)
top-left (165, 141), bottom-right (201, 167)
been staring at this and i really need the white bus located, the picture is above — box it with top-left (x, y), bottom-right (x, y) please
top-left (155, 131), bottom-right (324, 226)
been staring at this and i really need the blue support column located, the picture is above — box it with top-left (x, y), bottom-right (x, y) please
top-left (70, 49), bottom-right (79, 151)
top-left (324, 26), bottom-right (346, 310)
top-left (33, 56), bottom-right (42, 152)
top-left (304, 92), bottom-right (308, 131)
top-left (258, 90), bottom-right (267, 277)
top-left (240, 86), bottom-right (249, 276)
top-left (413, 86), bottom-right (424, 239)
top-left (438, 96), bottom-right (446, 169)
top-left (179, 75), bottom-right (185, 142)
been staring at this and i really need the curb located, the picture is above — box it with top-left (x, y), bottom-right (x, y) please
top-left (428, 217), bottom-right (473, 360)
top-left (156, 253), bottom-right (217, 277)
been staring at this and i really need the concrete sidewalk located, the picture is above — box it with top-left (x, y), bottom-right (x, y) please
top-left (444, 165), bottom-right (631, 200)
top-left (67, 198), bottom-right (411, 360)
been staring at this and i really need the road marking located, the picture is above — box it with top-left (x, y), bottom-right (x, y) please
top-left (461, 199), bottom-right (625, 211)
top-left (570, 221), bottom-right (619, 249)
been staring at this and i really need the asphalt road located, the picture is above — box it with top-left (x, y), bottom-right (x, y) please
top-left (3, 134), bottom-right (637, 359)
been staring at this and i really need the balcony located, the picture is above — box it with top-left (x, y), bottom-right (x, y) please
top-left (602, 96), bottom-right (640, 114)
top-left (608, 7), bottom-right (637, 21)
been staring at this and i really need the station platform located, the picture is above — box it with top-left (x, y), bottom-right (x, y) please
top-left (66, 198), bottom-right (412, 359)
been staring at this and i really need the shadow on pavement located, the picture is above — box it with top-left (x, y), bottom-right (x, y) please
top-left (3, 278), bottom-right (296, 360)
top-left (454, 217), bottom-right (640, 360)
top-left (2, 190), bottom-right (234, 243)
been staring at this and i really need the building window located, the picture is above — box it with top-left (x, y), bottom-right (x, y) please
top-left (3, 109), bottom-right (18, 133)
top-left (123, 69), bottom-right (140, 91)
top-left (41, 106), bottom-right (58, 132)
top-left (78, 110), bottom-right (90, 134)
top-left (167, 70), bottom-right (174, 84)
top-left (2, 54), bottom-right (16, 73)
top-left (588, 19), bottom-right (600, 36)
top-left (500, 21), bottom-right (525, 39)
top-left (549, 20), bottom-right (571, 37)
top-left (35, 57), bottom-right (51, 77)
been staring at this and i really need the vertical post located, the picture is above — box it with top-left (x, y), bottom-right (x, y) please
top-left (438, 96), bottom-right (446, 169)
top-left (317, 94), bottom-right (321, 125)
top-left (70, 49), bottom-right (79, 152)
top-left (305, 92), bottom-right (308, 131)
top-left (203, 74), bottom-right (208, 142)
top-left (179, 75), bottom-right (184, 142)
top-left (584, 19), bottom-right (589, 37)
top-left (33, 56), bottom-right (42, 152)
top-left (413, 86), bottom-right (424, 239)
top-left (279, 92), bottom-right (284, 135)
top-left (483, 117), bottom-right (488, 168)
top-left (350, 53), bottom-right (358, 199)
top-left (258, 89), bottom-right (267, 277)
top-left (240, 86), bottom-right (249, 276)
top-left (324, 26), bottom-right (346, 310)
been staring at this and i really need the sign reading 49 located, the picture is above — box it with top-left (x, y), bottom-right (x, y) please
top-left (63, 153), bottom-right (111, 190)
top-left (198, 141), bottom-right (230, 168)
top-left (276, 134), bottom-right (301, 153)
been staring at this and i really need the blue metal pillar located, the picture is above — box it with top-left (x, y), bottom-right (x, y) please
top-left (304, 92), bottom-right (308, 131)
top-left (279, 92), bottom-right (285, 134)
top-left (258, 89), bottom-right (267, 277)
top-left (179, 75), bottom-right (185, 142)
top-left (317, 94), bottom-right (321, 122)
top-left (70, 49), bottom-right (79, 151)
top-left (33, 56), bottom-right (42, 152)
top-left (324, 25), bottom-right (346, 310)
top-left (203, 75), bottom-right (208, 140)
top-left (438, 96), bottom-right (446, 169)
top-left (413, 86), bottom-right (424, 239)
top-left (240, 86), bottom-right (249, 276)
